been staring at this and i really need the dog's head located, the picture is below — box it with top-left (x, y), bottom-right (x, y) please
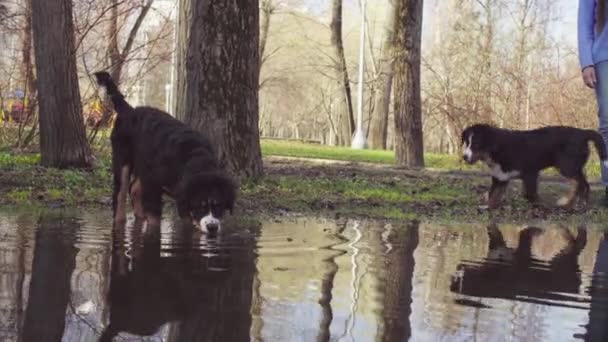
top-left (461, 124), bottom-right (495, 164)
top-left (176, 171), bottom-right (237, 234)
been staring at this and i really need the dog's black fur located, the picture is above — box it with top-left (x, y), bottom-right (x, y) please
top-left (93, 71), bottom-right (236, 232)
top-left (461, 124), bottom-right (608, 209)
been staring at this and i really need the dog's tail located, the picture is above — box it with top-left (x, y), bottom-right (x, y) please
top-left (585, 129), bottom-right (608, 161)
top-left (93, 71), bottom-right (133, 116)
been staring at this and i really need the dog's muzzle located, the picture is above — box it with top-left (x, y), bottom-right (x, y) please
top-left (199, 214), bottom-right (221, 234)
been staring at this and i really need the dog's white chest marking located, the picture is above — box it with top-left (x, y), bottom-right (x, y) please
top-left (487, 162), bottom-right (519, 181)
top-left (463, 133), bottom-right (473, 160)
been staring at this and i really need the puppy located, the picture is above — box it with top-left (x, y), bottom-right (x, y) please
top-left (94, 71), bottom-right (236, 233)
top-left (462, 124), bottom-right (608, 209)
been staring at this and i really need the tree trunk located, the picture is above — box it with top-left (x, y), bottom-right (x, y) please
top-left (393, 0), bottom-right (424, 167)
top-left (330, 0), bottom-right (355, 145)
top-left (16, 0), bottom-right (38, 148)
top-left (31, 0), bottom-right (92, 168)
top-left (259, 0), bottom-right (274, 76)
top-left (368, 0), bottom-right (396, 150)
top-left (175, 0), bottom-right (263, 179)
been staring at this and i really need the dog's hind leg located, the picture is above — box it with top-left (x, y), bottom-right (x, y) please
top-left (129, 177), bottom-right (145, 220)
top-left (113, 163), bottom-right (130, 226)
top-left (576, 175), bottom-right (591, 208)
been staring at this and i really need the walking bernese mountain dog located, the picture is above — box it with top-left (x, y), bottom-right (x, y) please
top-left (94, 71), bottom-right (236, 233)
top-left (462, 124), bottom-right (608, 209)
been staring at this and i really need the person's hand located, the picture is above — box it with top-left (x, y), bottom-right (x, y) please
top-left (583, 66), bottom-right (597, 89)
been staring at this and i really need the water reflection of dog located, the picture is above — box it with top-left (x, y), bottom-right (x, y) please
top-left (99, 219), bottom-right (257, 341)
top-left (450, 224), bottom-right (587, 308)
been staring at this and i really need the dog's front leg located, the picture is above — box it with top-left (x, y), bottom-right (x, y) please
top-left (129, 178), bottom-right (145, 220)
top-left (522, 173), bottom-right (540, 206)
top-left (113, 165), bottom-right (130, 226)
top-left (487, 177), bottom-right (508, 209)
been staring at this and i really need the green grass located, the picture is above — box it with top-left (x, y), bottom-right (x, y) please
top-left (261, 139), bottom-right (603, 179)
top-left (261, 139), bottom-right (480, 171)
top-left (261, 139), bottom-right (396, 164)
top-left (0, 140), bottom-right (606, 223)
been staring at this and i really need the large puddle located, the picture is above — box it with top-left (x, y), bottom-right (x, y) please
top-left (0, 211), bottom-right (607, 341)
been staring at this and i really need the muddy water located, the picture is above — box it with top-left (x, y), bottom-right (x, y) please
top-left (0, 211), bottom-right (607, 341)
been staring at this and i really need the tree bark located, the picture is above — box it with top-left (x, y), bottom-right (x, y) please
top-left (330, 0), bottom-right (355, 145)
top-left (393, 0), bottom-right (424, 167)
top-left (175, 0), bottom-right (263, 179)
top-left (31, 0), bottom-right (92, 168)
top-left (368, 0), bottom-right (396, 150)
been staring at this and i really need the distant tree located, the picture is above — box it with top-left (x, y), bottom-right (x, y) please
top-left (393, 0), bottom-right (424, 167)
top-left (0, 1), bottom-right (6, 20)
top-left (175, 0), bottom-right (263, 179)
top-left (330, 0), bottom-right (355, 146)
top-left (368, 0), bottom-right (396, 150)
top-left (88, 0), bottom-right (153, 142)
top-left (31, 0), bottom-right (92, 167)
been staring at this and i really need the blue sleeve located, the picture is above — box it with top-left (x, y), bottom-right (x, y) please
top-left (578, 0), bottom-right (596, 69)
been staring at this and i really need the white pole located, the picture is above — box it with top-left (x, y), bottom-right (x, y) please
top-left (165, 84), bottom-right (171, 113)
top-left (169, 0), bottom-right (178, 116)
top-left (351, 0), bottom-right (367, 149)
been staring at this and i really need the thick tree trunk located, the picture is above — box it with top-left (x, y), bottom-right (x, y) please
top-left (393, 0), bottom-right (424, 167)
top-left (368, 1), bottom-right (396, 150)
top-left (31, 0), bottom-right (92, 168)
top-left (331, 0), bottom-right (355, 145)
top-left (175, 0), bottom-right (263, 179)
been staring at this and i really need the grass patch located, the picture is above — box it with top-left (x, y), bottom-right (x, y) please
top-left (0, 152), bottom-right (40, 168)
top-left (0, 143), bottom-right (606, 223)
top-left (261, 139), bottom-right (395, 164)
top-left (261, 139), bottom-right (603, 180)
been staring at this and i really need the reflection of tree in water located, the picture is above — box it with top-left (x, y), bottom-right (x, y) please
top-left (101, 219), bottom-right (261, 341)
top-left (22, 214), bottom-right (79, 341)
top-left (0, 213), bottom-right (32, 341)
top-left (379, 220), bottom-right (419, 341)
top-left (316, 219), bottom-right (348, 342)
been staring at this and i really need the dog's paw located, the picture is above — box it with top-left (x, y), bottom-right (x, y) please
top-left (556, 196), bottom-right (571, 207)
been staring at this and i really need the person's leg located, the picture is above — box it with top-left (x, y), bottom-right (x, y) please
top-left (595, 61), bottom-right (608, 203)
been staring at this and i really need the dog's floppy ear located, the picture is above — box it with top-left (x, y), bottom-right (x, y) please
top-left (212, 172), bottom-right (237, 214)
top-left (177, 170), bottom-right (238, 214)
top-left (461, 128), bottom-right (469, 146)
